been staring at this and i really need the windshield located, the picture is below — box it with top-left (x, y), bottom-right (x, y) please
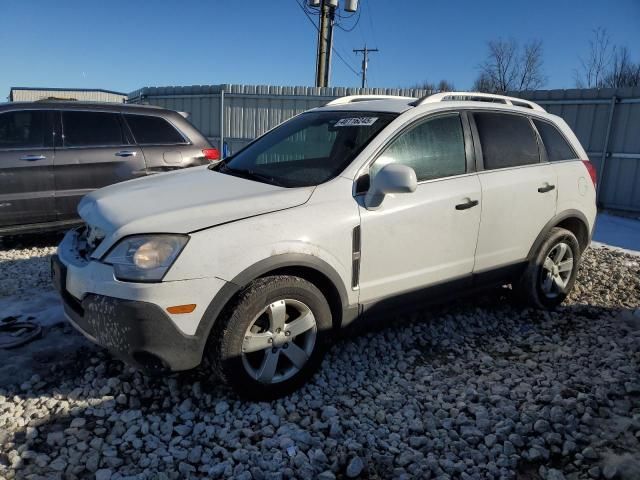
top-left (217, 111), bottom-right (397, 187)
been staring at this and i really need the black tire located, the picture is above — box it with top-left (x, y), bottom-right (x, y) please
top-left (514, 227), bottom-right (581, 310)
top-left (207, 275), bottom-right (332, 400)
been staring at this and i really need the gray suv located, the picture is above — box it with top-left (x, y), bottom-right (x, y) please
top-left (0, 101), bottom-right (216, 235)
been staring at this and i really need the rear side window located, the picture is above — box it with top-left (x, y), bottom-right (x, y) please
top-left (373, 114), bottom-right (467, 182)
top-left (0, 110), bottom-right (46, 149)
top-left (533, 120), bottom-right (577, 162)
top-left (474, 112), bottom-right (539, 169)
top-left (62, 111), bottom-right (125, 147)
top-left (124, 115), bottom-right (186, 145)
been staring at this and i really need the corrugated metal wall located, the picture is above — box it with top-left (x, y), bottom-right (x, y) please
top-left (10, 89), bottom-right (127, 103)
top-left (128, 84), bottom-right (429, 154)
top-left (129, 84), bottom-right (640, 212)
top-left (517, 87), bottom-right (640, 212)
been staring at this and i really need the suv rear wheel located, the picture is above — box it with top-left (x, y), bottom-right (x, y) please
top-left (208, 275), bottom-right (332, 400)
top-left (514, 227), bottom-right (581, 309)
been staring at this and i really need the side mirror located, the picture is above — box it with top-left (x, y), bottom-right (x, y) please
top-left (364, 163), bottom-right (417, 209)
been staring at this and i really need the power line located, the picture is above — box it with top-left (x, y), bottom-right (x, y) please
top-left (335, 7), bottom-right (361, 32)
top-left (295, 0), bottom-right (361, 79)
top-left (354, 45), bottom-right (379, 88)
top-left (364, 0), bottom-right (379, 49)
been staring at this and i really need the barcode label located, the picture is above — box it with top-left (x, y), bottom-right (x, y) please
top-left (334, 117), bottom-right (379, 127)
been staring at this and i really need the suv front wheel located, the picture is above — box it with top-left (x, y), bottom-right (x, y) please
top-left (514, 227), bottom-right (581, 309)
top-left (208, 275), bottom-right (332, 399)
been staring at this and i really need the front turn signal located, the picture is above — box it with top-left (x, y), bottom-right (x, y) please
top-left (166, 304), bottom-right (197, 314)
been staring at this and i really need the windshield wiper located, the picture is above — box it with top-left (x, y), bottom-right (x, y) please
top-left (216, 162), bottom-right (286, 187)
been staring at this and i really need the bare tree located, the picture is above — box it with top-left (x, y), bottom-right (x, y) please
top-left (575, 27), bottom-right (614, 88)
top-left (411, 79), bottom-right (455, 93)
top-left (436, 79), bottom-right (455, 92)
top-left (472, 72), bottom-right (494, 93)
top-left (473, 38), bottom-right (546, 93)
top-left (518, 40), bottom-right (545, 91)
top-left (603, 46), bottom-right (640, 88)
top-left (412, 80), bottom-right (435, 93)
top-left (575, 28), bottom-right (640, 88)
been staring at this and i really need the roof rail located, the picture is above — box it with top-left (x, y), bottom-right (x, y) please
top-left (410, 91), bottom-right (545, 112)
top-left (326, 95), bottom-right (416, 106)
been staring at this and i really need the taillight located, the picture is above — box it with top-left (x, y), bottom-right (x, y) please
top-left (582, 160), bottom-right (597, 187)
top-left (202, 148), bottom-right (220, 162)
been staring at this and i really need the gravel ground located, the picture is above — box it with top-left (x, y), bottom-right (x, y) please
top-left (0, 243), bottom-right (639, 480)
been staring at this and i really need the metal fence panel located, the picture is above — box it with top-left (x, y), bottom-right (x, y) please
top-left (129, 84), bottom-right (640, 212)
top-left (128, 84), bottom-right (430, 153)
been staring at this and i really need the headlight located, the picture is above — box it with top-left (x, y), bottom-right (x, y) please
top-left (104, 235), bottom-right (188, 282)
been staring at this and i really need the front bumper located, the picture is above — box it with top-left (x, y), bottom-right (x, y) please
top-left (51, 228), bottom-right (230, 373)
top-left (53, 254), bottom-right (204, 372)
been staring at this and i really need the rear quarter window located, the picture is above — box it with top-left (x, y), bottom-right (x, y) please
top-left (533, 119), bottom-right (578, 161)
top-left (474, 112), bottom-right (540, 169)
top-left (125, 115), bottom-right (186, 145)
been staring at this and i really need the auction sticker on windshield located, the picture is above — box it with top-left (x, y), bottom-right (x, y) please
top-left (334, 117), bottom-right (378, 127)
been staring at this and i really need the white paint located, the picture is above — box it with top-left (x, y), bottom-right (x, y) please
top-left (78, 165), bottom-right (314, 259)
top-left (358, 174), bottom-right (481, 302)
top-left (474, 163), bottom-right (557, 271)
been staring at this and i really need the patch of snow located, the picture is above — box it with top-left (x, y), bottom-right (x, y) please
top-left (592, 213), bottom-right (640, 254)
top-left (0, 288), bottom-right (90, 387)
top-left (0, 290), bottom-right (65, 327)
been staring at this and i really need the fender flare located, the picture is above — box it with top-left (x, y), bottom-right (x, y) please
top-left (527, 209), bottom-right (591, 260)
top-left (192, 253), bottom-right (350, 355)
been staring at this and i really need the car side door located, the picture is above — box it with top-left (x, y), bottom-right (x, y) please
top-left (53, 110), bottom-right (146, 220)
top-left (0, 109), bottom-right (56, 228)
top-left (356, 112), bottom-right (482, 306)
top-left (470, 111), bottom-right (558, 273)
top-left (122, 113), bottom-right (202, 172)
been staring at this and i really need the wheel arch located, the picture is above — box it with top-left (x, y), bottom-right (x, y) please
top-left (194, 254), bottom-right (352, 360)
top-left (527, 209), bottom-right (591, 260)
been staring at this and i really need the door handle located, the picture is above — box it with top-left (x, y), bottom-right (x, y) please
top-left (538, 184), bottom-right (556, 193)
top-left (115, 151), bottom-right (137, 157)
top-left (455, 199), bottom-right (479, 210)
top-left (20, 155), bottom-right (46, 161)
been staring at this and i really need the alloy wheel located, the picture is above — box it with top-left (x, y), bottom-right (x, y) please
top-left (241, 299), bottom-right (317, 384)
top-left (540, 242), bottom-right (574, 298)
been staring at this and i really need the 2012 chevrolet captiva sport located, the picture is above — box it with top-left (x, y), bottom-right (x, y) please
top-left (52, 92), bottom-right (597, 399)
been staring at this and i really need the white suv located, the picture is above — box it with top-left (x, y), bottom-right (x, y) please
top-left (52, 92), bottom-right (597, 399)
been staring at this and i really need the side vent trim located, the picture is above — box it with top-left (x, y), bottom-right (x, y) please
top-left (351, 225), bottom-right (361, 289)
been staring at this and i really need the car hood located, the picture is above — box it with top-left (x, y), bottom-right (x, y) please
top-left (78, 166), bottom-right (314, 240)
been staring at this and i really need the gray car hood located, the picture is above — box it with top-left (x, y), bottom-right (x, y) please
top-left (78, 166), bottom-right (314, 241)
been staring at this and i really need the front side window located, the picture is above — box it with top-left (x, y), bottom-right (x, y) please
top-left (219, 111), bottom-right (397, 187)
top-left (533, 120), bottom-right (577, 162)
top-left (474, 112), bottom-right (539, 169)
top-left (371, 113), bottom-right (467, 182)
top-left (0, 110), bottom-right (46, 149)
top-left (125, 115), bottom-right (186, 145)
top-left (62, 111), bottom-right (125, 147)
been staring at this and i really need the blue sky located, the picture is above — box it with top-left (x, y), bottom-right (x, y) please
top-left (1, 0), bottom-right (639, 99)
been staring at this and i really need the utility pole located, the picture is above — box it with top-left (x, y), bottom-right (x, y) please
top-left (353, 45), bottom-right (379, 88)
top-left (315, 0), bottom-right (335, 88)
top-left (310, 0), bottom-right (359, 87)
